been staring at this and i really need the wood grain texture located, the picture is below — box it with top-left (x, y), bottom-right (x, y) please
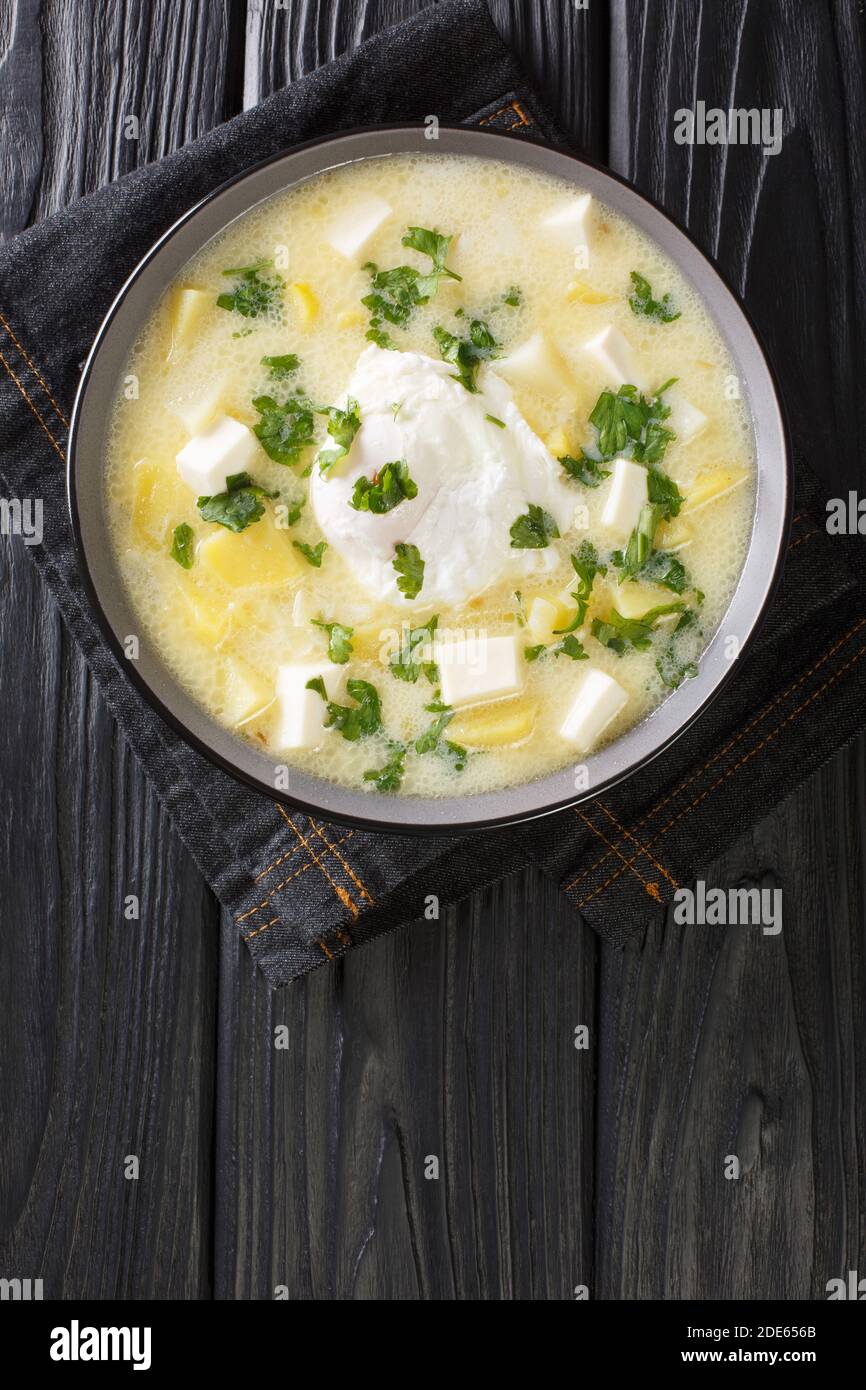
top-left (0, 0), bottom-right (236, 1298)
top-left (597, 0), bottom-right (866, 1300)
top-left (215, 871), bottom-right (596, 1300)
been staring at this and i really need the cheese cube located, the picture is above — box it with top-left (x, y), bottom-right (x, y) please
top-left (325, 195), bottom-right (392, 259)
top-left (176, 415), bottom-right (259, 495)
top-left (666, 387), bottom-right (707, 444)
top-left (581, 325), bottom-right (646, 390)
top-left (559, 669), bottom-right (629, 752)
top-left (435, 634), bottom-right (522, 708)
top-left (275, 662), bottom-right (345, 750)
top-left (541, 194), bottom-right (593, 258)
top-left (493, 331), bottom-right (571, 398)
top-left (601, 458), bottom-right (648, 539)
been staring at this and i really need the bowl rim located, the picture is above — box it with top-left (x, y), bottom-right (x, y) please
top-left (67, 122), bottom-right (792, 836)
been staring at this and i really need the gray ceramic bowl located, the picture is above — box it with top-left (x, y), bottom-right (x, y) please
top-left (68, 125), bottom-right (790, 833)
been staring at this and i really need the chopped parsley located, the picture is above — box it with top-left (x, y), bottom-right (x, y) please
top-left (393, 542), bottom-right (424, 599)
top-left (433, 317), bottom-right (498, 392)
top-left (217, 262), bottom-right (283, 318)
top-left (261, 353), bottom-right (300, 379)
top-left (611, 502), bottom-right (663, 580)
top-left (388, 615), bottom-right (439, 684)
top-left (318, 398), bottom-right (361, 475)
top-left (589, 381), bottom-right (676, 463)
top-left (362, 226), bottom-right (461, 345)
top-left (311, 618), bottom-right (353, 664)
top-left (559, 452), bottom-right (611, 488)
top-left (306, 676), bottom-right (382, 741)
top-left (285, 497), bottom-right (305, 526)
top-left (252, 393), bottom-right (318, 466)
top-left (363, 742), bottom-right (407, 792)
top-left (170, 522), bottom-right (195, 569)
top-left (656, 610), bottom-right (700, 689)
top-left (485, 414), bottom-right (506, 429)
top-left (647, 466), bottom-right (684, 518)
top-left (414, 703), bottom-right (467, 770)
top-left (293, 539), bottom-right (328, 567)
top-left (628, 270), bottom-right (680, 323)
top-left (637, 549), bottom-right (690, 595)
top-left (350, 459), bottom-right (417, 514)
top-left (502, 285), bottom-right (522, 307)
top-left (591, 602), bottom-right (686, 655)
top-left (557, 541), bottom-right (607, 631)
top-left (197, 472), bottom-right (275, 532)
top-left (525, 633), bottom-right (588, 662)
top-left (509, 504), bottom-right (560, 549)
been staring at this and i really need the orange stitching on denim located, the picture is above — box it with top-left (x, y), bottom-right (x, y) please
top-left (309, 820), bottom-right (375, 905)
top-left (566, 617), bottom-right (866, 892)
top-left (237, 831), bottom-right (354, 920)
top-left (243, 914), bottom-right (281, 941)
top-left (254, 839), bottom-right (308, 883)
top-left (788, 529), bottom-right (819, 552)
top-left (575, 807), bottom-right (662, 901)
top-left (575, 636), bottom-right (866, 909)
top-left (0, 348), bottom-right (65, 459)
top-left (278, 806), bottom-right (360, 917)
top-left (334, 928), bottom-right (352, 946)
top-left (479, 99), bottom-right (531, 129)
top-left (318, 939), bottom-right (334, 961)
top-left (596, 800), bottom-right (679, 891)
top-left (0, 311), bottom-right (70, 428)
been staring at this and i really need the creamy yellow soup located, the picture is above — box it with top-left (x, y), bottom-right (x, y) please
top-left (105, 153), bottom-right (754, 797)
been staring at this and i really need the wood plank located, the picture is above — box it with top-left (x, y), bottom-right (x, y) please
top-left (0, 0), bottom-right (237, 1299)
top-left (598, 0), bottom-right (866, 1299)
top-left (216, 0), bottom-right (606, 1301)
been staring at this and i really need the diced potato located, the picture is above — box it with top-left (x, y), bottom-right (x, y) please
top-left (131, 458), bottom-right (193, 549)
top-left (198, 513), bottom-right (301, 589)
top-left (655, 514), bottom-right (693, 552)
top-left (219, 658), bottom-right (274, 727)
top-left (525, 593), bottom-right (574, 643)
top-left (167, 287), bottom-right (210, 356)
top-left (169, 379), bottom-right (227, 436)
top-left (614, 581), bottom-right (676, 620)
top-left (353, 622), bottom-right (389, 662)
top-left (289, 281), bottom-right (319, 326)
top-left (449, 699), bottom-right (538, 748)
top-left (544, 425), bottom-right (573, 457)
top-left (682, 467), bottom-right (749, 513)
top-left (174, 580), bottom-right (231, 647)
top-left (566, 279), bottom-right (609, 304)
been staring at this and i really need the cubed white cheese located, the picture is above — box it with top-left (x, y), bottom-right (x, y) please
top-left (601, 457), bottom-right (648, 539)
top-left (493, 331), bottom-right (571, 397)
top-left (169, 379), bottom-right (227, 435)
top-left (436, 634), bottom-right (522, 708)
top-left (274, 662), bottom-right (345, 750)
top-left (665, 386), bottom-right (708, 444)
top-left (324, 195), bottom-right (392, 260)
top-left (581, 324), bottom-right (646, 390)
top-left (176, 415), bottom-right (259, 496)
top-left (541, 193), bottom-right (593, 259)
top-left (559, 668), bottom-right (629, 752)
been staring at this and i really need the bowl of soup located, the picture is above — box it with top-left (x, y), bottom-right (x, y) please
top-left (68, 126), bottom-right (789, 832)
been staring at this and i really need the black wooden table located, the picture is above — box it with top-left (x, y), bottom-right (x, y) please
top-left (1, 0), bottom-right (864, 1301)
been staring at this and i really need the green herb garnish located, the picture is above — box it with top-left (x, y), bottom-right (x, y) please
top-left (502, 285), bottom-right (522, 307)
top-left (293, 539), bottom-right (328, 567)
top-left (363, 742), bottom-right (407, 792)
top-left (393, 542), bottom-right (424, 599)
top-left (509, 504), bottom-right (560, 550)
top-left (556, 541), bottom-right (607, 631)
top-left (589, 382), bottom-right (675, 463)
top-left (362, 226), bottom-right (461, 344)
top-left (311, 618), bottom-right (354, 664)
top-left (388, 615), bottom-right (439, 684)
top-left (559, 452), bottom-right (611, 488)
top-left (306, 676), bottom-right (382, 741)
top-left (217, 262), bottom-right (283, 318)
top-left (170, 522), bottom-right (195, 568)
top-left (647, 466), bottom-right (684, 518)
top-left (197, 472), bottom-right (275, 533)
top-left (318, 398), bottom-right (361, 475)
top-left (485, 414), bottom-right (506, 429)
top-left (252, 393), bottom-right (318, 466)
top-left (628, 270), bottom-right (680, 324)
top-left (524, 634), bottom-right (588, 662)
top-left (433, 317), bottom-right (498, 392)
top-left (591, 602), bottom-right (685, 655)
top-left (350, 459), bottom-right (417, 514)
top-left (656, 610), bottom-right (700, 689)
top-left (261, 353), bottom-right (300, 379)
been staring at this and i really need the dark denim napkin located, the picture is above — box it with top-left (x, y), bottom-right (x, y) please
top-left (1, 0), bottom-right (864, 984)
